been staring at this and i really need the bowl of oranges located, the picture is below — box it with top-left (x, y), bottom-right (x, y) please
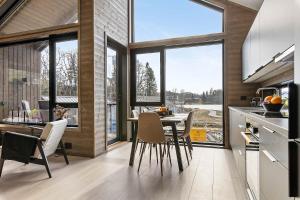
top-left (262, 95), bottom-right (283, 112)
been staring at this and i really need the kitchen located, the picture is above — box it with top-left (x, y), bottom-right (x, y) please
top-left (229, 0), bottom-right (300, 199)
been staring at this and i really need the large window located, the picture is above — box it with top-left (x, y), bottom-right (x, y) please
top-left (133, 0), bottom-right (223, 42)
top-left (166, 44), bottom-right (223, 144)
top-left (0, 33), bottom-right (78, 126)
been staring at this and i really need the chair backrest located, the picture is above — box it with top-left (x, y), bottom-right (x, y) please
top-left (34, 119), bottom-right (68, 158)
top-left (137, 112), bottom-right (165, 144)
top-left (131, 109), bottom-right (139, 118)
top-left (21, 100), bottom-right (31, 117)
top-left (183, 111), bottom-right (194, 137)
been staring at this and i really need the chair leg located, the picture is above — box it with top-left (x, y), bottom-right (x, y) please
top-left (149, 143), bottom-right (152, 163)
top-left (37, 141), bottom-right (52, 178)
top-left (186, 136), bottom-right (193, 159)
top-left (0, 159), bottom-right (5, 177)
top-left (139, 141), bottom-right (144, 155)
top-left (138, 143), bottom-right (147, 173)
top-left (167, 142), bottom-right (172, 166)
top-left (183, 138), bottom-right (190, 166)
top-left (155, 144), bottom-right (158, 165)
top-left (59, 140), bottom-right (69, 165)
top-left (159, 144), bottom-right (163, 176)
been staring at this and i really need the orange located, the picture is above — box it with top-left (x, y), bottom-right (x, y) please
top-left (271, 96), bottom-right (282, 104)
top-left (264, 96), bottom-right (273, 103)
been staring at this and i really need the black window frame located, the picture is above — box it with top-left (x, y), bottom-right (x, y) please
top-left (0, 32), bottom-right (79, 127)
top-left (130, 47), bottom-right (165, 106)
top-left (49, 32), bottom-right (79, 127)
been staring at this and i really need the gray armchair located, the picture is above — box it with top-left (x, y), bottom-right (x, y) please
top-left (0, 119), bottom-right (68, 178)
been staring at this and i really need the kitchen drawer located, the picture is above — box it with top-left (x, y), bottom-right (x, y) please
top-left (259, 125), bottom-right (288, 168)
top-left (260, 147), bottom-right (292, 200)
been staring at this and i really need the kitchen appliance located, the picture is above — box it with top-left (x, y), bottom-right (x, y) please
top-left (288, 82), bottom-right (299, 197)
top-left (242, 119), bottom-right (260, 200)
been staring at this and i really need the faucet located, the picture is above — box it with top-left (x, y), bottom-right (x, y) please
top-left (256, 87), bottom-right (280, 96)
top-left (256, 87), bottom-right (280, 106)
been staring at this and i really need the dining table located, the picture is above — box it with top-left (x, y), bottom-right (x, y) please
top-left (127, 114), bottom-right (188, 172)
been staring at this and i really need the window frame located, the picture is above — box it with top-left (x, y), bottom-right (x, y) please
top-left (131, 0), bottom-right (224, 43)
top-left (130, 47), bottom-right (165, 106)
top-left (0, 32), bottom-right (79, 127)
top-left (49, 32), bottom-right (78, 126)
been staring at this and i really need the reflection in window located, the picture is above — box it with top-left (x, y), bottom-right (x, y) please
top-left (134, 0), bottom-right (223, 42)
top-left (136, 53), bottom-right (161, 102)
top-left (106, 47), bottom-right (118, 143)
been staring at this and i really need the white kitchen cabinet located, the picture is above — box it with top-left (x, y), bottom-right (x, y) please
top-left (242, 0), bottom-right (294, 81)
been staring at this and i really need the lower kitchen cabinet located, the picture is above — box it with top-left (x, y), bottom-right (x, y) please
top-left (229, 109), bottom-right (246, 185)
top-left (259, 146), bottom-right (292, 200)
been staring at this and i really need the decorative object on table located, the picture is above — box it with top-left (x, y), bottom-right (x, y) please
top-left (155, 105), bottom-right (172, 116)
top-left (0, 119), bottom-right (69, 178)
top-left (53, 105), bottom-right (69, 120)
top-left (262, 95), bottom-right (283, 112)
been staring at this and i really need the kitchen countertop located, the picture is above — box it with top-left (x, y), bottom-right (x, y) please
top-left (229, 106), bottom-right (289, 137)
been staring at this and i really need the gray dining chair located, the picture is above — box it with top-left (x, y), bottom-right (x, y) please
top-left (166, 111), bottom-right (194, 165)
top-left (137, 112), bottom-right (172, 176)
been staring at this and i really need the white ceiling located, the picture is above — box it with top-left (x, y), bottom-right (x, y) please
top-left (228, 0), bottom-right (264, 10)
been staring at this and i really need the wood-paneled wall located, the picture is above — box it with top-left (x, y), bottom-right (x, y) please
top-left (223, 2), bottom-right (260, 148)
top-left (0, 44), bottom-right (41, 121)
top-left (94, 0), bottom-right (128, 155)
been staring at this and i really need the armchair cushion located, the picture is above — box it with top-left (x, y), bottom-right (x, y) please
top-left (1, 132), bottom-right (38, 163)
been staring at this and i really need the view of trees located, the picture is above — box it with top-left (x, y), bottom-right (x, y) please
top-left (136, 61), bottom-right (158, 97)
top-left (40, 47), bottom-right (78, 97)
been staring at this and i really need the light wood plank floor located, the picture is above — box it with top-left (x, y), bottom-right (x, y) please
top-left (0, 143), bottom-right (248, 200)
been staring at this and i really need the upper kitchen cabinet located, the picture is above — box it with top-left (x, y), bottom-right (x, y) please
top-left (242, 0), bottom-right (294, 82)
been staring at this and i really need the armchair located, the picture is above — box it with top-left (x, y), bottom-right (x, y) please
top-left (0, 119), bottom-right (68, 178)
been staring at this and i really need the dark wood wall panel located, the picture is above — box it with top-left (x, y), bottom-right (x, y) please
top-left (0, 44), bottom-right (41, 120)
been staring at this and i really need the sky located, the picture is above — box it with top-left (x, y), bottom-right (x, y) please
top-left (135, 0), bottom-right (223, 94)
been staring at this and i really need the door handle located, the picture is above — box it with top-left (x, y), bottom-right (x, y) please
top-left (263, 150), bottom-right (277, 162)
top-left (263, 126), bottom-right (275, 134)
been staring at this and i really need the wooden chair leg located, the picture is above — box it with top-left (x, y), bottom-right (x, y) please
top-left (138, 143), bottom-right (147, 173)
top-left (149, 143), bottom-right (152, 163)
top-left (159, 144), bottom-right (163, 176)
top-left (0, 159), bottom-right (5, 177)
top-left (59, 140), bottom-right (69, 165)
top-left (183, 138), bottom-right (190, 166)
top-left (155, 144), bottom-right (158, 165)
top-left (37, 141), bottom-right (52, 178)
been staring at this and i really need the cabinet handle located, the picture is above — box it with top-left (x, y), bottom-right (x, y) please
top-left (263, 150), bottom-right (277, 162)
top-left (263, 126), bottom-right (275, 134)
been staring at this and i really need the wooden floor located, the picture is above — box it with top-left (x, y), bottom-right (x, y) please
top-left (0, 143), bottom-right (248, 200)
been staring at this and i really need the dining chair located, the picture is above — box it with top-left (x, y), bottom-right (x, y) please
top-left (166, 111), bottom-right (194, 165)
top-left (0, 119), bottom-right (68, 178)
top-left (137, 112), bottom-right (171, 176)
